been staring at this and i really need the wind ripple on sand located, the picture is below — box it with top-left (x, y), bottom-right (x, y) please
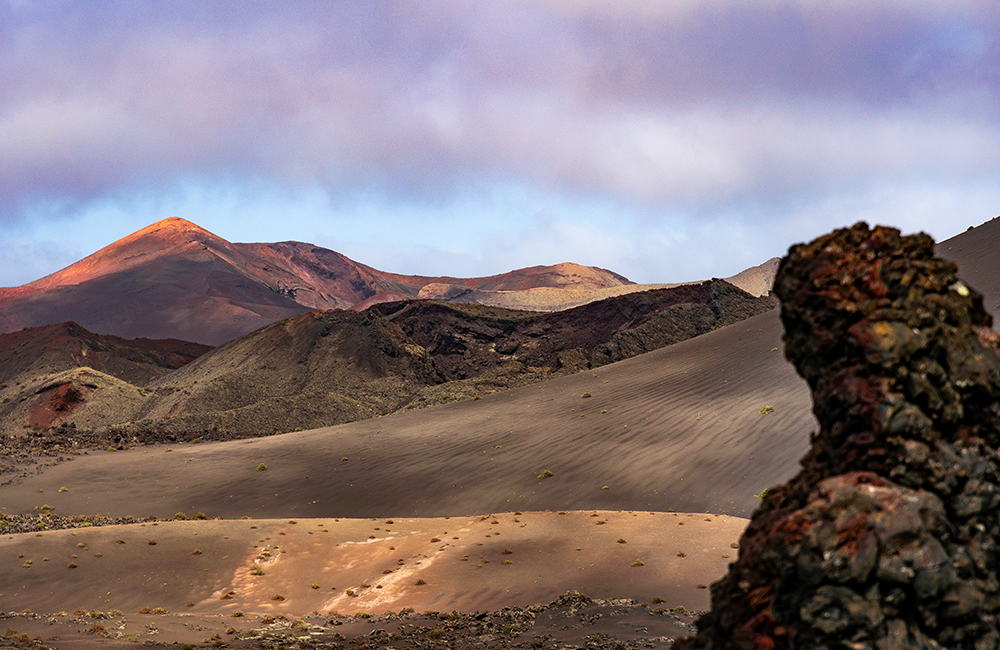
top-left (2, 310), bottom-right (814, 520)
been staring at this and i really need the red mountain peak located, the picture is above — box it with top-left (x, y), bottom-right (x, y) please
top-left (22, 217), bottom-right (231, 291)
top-left (128, 217), bottom-right (220, 243)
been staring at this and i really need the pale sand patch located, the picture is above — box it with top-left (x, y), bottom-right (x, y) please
top-left (0, 511), bottom-right (745, 617)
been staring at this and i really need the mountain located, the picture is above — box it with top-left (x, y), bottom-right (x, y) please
top-left (0, 322), bottom-right (210, 432)
top-left (723, 257), bottom-right (779, 297)
top-left (0, 218), bottom-right (635, 345)
top-left (0, 279), bottom-right (776, 439)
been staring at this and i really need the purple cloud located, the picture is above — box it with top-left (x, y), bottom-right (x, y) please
top-left (1, 0), bottom-right (998, 253)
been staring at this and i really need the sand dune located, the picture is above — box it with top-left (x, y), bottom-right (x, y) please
top-left (0, 310), bottom-right (813, 523)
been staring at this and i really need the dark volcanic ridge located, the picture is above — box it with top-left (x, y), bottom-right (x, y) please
top-left (0, 278), bottom-right (776, 445)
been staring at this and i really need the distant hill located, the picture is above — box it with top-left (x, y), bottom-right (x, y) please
top-left (724, 257), bottom-right (779, 297)
top-left (0, 218), bottom-right (635, 345)
top-left (0, 280), bottom-right (775, 439)
top-left (0, 322), bottom-right (210, 432)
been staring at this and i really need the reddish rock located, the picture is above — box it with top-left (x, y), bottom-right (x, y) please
top-left (676, 223), bottom-right (1000, 648)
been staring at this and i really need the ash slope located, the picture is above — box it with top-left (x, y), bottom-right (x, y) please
top-left (0, 278), bottom-right (775, 440)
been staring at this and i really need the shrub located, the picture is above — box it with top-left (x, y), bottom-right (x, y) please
top-left (255, 463), bottom-right (267, 471)
top-left (758, 405), bottom-right (774, 415)
top-left (537, 470), bottom-right (554, 479)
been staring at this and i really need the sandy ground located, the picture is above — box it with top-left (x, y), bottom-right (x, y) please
top-left (0, 310), bottom-right (815, 523)
top-left (1, 512), bottom-right (745, 648)
top-left (0, 306), bottom-right (816, 647)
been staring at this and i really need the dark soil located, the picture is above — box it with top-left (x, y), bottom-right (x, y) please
top-left (0, 591), bottom-right (702, 650)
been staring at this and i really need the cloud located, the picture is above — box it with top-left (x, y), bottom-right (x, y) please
top-left (0, 1), bottom-right (1000, 213)
top-left (1, 0), bottom-right (997, 287)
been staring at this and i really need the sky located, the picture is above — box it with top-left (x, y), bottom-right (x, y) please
top-left (2, 1), bottom-right (999, 287)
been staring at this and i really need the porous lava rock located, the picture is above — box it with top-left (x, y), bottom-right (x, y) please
top-left (674, 223), bottom-right (1000, 649)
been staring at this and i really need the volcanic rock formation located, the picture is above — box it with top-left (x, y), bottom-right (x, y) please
top-left (675, 223), bottom-right (1000, 648)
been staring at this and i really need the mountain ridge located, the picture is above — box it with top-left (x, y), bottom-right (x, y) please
top-left (0, 218), bottom-right (641, 344)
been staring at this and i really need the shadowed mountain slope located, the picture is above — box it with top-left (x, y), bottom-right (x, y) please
top-left (0, 279), bottom-right (774, 440)
top-left (0, 323), bottom-right (211, 433)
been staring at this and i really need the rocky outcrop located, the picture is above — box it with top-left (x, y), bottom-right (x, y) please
top-left (675, 223), bottom-right (1000, 648)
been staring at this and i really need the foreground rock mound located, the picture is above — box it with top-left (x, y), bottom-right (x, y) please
top-left (675, 223), bottom-right (1000, 649)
